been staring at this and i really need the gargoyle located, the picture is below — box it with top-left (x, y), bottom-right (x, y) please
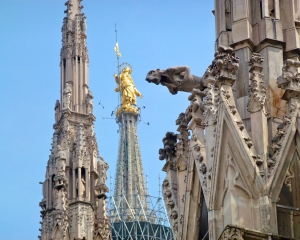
top-left (146, 66), bottom-right (213, 94)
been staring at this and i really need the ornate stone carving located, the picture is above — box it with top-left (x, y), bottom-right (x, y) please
top-left (62, 83), bottom-right (72, 110)
top-left (268, 115), bottom-right (293, 176)
top-left (191, 134), bottom-right (207, 196)
top-left (187, 89), bottom-right (206, 125)
top-left (146, 66), bottom-right (213, 94)
top-left (278, 59), bottom-right (300, 100)
top-left (209, 46), bottom-right (239, 86)
top-left (202, 84), bottom-right (220, 126)
top-left (95, 157), bottom-right (109, 197)
top-left (175, 113), bottom-right (189, 171)
top-left (162, 177), bottom-right (180, 240)
top-left (219, 226), bottom-right (244, 240)
top-left (159, 132), bottom-right (178, 161)
top-left (247, 53), bottom-right (267, 114)
top-left (94, 218), bottom-right (111, 240)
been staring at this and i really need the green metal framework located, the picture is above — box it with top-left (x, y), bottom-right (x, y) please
top-left (108, 194), bottom-right (173, 240)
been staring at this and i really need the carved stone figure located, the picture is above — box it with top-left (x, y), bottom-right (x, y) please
top-left (86, 89), bottom-right (94, 114)
top-left (76, 177), bottom-right (86, 197)
top-left (82, 17), bottom-right (87, 33)
top-left (146, 66), bottom-right (207, 94)
top-left (98, 157), bottom-right (109, 186)
top-left (62, 83), bottom-right (72, 109)
top-left (54, 100), bottom-right (60, 122)
top-left (114, 67), bottom-right (142, 114)
top-left (55, 145), bottom-right (66, 175)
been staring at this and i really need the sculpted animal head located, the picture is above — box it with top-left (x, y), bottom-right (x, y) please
top-left (146, 66), bottom-right (206, 95)
top-left (146, 69), bottom-right (179, 94)
top-left (145, 69), bottom-right (162, 85)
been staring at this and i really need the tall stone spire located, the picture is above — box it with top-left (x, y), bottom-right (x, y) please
top-left (39, 1), bottom-right (111, 240)
top-left (109, 63), bottom-right (172, 239)
top-left (113, 65), bottom-right (147, 209)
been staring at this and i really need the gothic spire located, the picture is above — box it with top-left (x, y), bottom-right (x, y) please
top-left (39, 1), bottom-right (111, 239)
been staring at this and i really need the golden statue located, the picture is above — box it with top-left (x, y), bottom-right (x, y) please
top-left (114, 67), bottom-right (142, 115)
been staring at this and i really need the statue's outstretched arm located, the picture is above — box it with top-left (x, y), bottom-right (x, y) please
top-left (114, 73), bottom-right (120, 92)
top-left (115, 85), bottom-right (120, 92)
top-left (134, 88), bottom-right (143, 98)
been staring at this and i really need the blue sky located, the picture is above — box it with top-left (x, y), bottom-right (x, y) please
top-left (0, 1), bottom-right (215, 239)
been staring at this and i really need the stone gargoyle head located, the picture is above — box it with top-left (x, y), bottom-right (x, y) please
top-left (146, 66), bottom-right (204, 95)
top-left (146, 69), bottom-right (163, 85)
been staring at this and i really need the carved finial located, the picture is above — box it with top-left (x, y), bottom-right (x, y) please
top-left (64, 0), bottom-right (83, 18)
top-left (247, 53), bottom-right (267, 114)
top-left (278, 59), bottom-right (300, 101)
top-left (159, 132), bottom-right (178, 161)
top-left (176, 113), bottom-right (188, 127)
top-left (209, 45), bottom-right (239, 86)
top-left (248, 52), bottom-right (264, 67)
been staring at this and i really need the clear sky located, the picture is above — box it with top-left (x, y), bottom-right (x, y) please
top-left (0, 1), bottom-right (215, 239)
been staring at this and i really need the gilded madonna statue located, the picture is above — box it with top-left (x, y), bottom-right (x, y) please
top-left (114, 67), bottom-right (142, 115)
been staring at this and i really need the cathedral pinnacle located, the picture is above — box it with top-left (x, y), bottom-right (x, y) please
top-left (39, 1), bottom-right (112, 240)
top-left (64, 0), bottom-right (84, 19)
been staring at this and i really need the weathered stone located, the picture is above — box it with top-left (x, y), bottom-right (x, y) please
top-left (40, 2), bottom-right (111, 240)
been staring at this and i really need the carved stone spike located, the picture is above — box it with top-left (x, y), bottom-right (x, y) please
top-left (243, 138), bottom-right (253, 148)
top-left (252, 155), bottom-right (263, 166)
top-left (236, 121), bottom-right (244, 131)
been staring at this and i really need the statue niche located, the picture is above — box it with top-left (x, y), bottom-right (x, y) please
top-left (76, 168), bottom-right (86, 198)
top-left (146, 66), bottom-right (212, 95)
